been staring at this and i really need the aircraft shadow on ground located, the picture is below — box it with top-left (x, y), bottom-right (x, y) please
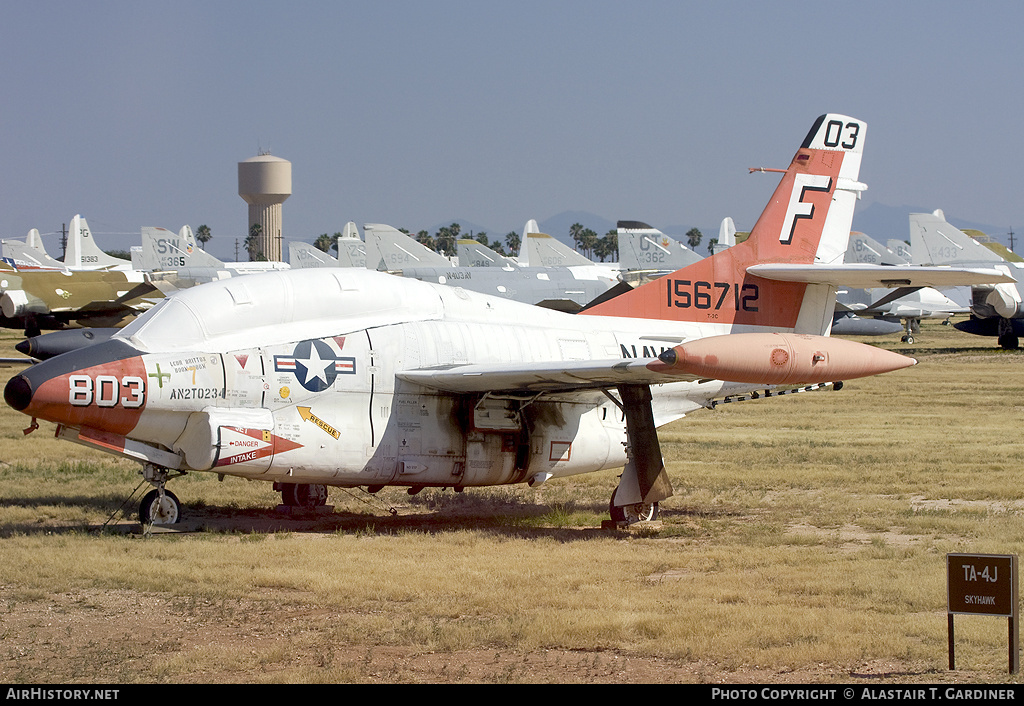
top-left (0, 493), bottom-right (632, 542)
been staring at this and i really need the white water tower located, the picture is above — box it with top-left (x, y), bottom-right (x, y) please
top-left (238, 153), bottom-right (292, 261)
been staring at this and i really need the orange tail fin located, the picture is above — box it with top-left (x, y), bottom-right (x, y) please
top-left (585, 114), bottom-right (867, 332)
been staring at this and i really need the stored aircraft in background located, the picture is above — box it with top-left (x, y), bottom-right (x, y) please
top-left (137, 225), bottom-right (289, 283)
top-left (290, 222), bottom-right (367, 268)
top-left (64, 215), bottom-right (133, 271)
top-left (0, 216), bottom-right (166, 336)
top-left (837, 232), bottom-right (968, 343)
top-left (2, 229), bottom-right (67, 270)
top-left (910, 210), bottom-right (1024, 348)
top-left (456, 239), bottom-right (521, 268)
top-left (289, 241), bottom-right (340, 268)
top-left (2, 215), bottom-right (131, 272)
top-left (522, 229), bottom-right (622, 282)
top-left (363, 223), bottom-right (619, 312)
top-left (7, 112), bottom-right (960, 528)
top-left (335, 222), bottom-right (367, 268)
top-left (616, 221), bottom-right (703, 284)
top-left (0, 263), bottom-right (165, 337)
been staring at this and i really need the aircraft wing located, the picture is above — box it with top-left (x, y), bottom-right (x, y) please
top-left (747, 263), bottom-right (1015, 288)
top-left (397, 357), bottom-right (700, 394)
top-left (398, 331), bottom-right (917, 394)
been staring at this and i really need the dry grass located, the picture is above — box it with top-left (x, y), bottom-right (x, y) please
top-left (0, 322), bottom-right (1023, 683)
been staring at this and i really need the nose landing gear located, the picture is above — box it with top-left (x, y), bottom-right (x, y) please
top-left (138, 464), bottom-right (185, 525)
top-left (139, 488), bottom-right (181, 525)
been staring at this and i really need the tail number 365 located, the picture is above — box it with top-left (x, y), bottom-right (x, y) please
top-left (69, 375), bottom-right (146, 408)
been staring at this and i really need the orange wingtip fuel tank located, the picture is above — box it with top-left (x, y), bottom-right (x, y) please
top-left (648, 332), bottom-right (916, 385)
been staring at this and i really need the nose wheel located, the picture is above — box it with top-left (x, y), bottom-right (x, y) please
top-left (138, 464), bottom-right (185, 525)
top-left (139, 489), bottom-right (181, 525)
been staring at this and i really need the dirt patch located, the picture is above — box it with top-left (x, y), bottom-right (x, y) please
top-left (0, 586), bottom-right (970, 684)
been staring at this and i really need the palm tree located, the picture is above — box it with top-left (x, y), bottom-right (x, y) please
top-left (416, 230), bottom-right (436, 251)
top-left (686, 227), bottom-right (703, 250)
top-left (314, 233), bottom-right (334, 253)
top-left (594, 230), bottom-right (618, 262)
top-left (435, 223), bottom-right (461, 256)
top-left (245, 223), bottom-right (264, 261)
top-left (579, 228), bottom-right (598, 258)
top-left (195, 224), bottom-right (212, 250)
top-left (569, 223), bottom-right (585, 251)
top-left (504, 230), bottom-right (521, 257)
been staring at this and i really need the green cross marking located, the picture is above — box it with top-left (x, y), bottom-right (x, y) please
top-left (148, 363), bottom-right (171, 388)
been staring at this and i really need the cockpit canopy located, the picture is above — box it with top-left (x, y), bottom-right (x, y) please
top-left (117, 269), bottom-right (444, 353)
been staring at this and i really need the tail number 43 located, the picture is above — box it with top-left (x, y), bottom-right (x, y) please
top-left (69, 374), bottom-right (146, 408)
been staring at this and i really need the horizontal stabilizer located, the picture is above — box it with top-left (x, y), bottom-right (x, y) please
top-left (747, 263), bottom-right (1016, 288)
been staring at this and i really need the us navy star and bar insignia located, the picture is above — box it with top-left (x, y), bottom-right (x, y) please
top-left (273, 338), bottom-right (356, 392)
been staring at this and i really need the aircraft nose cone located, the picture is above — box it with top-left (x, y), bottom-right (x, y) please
top-left (5, 374), bottom-right (33, 412)
top-left (14, 339), bottom-right (31, 356)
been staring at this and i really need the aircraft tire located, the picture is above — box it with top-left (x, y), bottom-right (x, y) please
top-left (139, 489), bottom-right (181, 525)
top-left (609, 490), bottom-right (659, 524)
top-left (280, 483), bottom-right (328, 508)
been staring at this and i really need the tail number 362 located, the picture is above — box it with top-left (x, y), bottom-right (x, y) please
top-left (69, 375), bottom-right (146, 408)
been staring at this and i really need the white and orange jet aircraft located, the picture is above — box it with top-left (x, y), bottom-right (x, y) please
top-left (4, 114), bottom-right (1002, 526)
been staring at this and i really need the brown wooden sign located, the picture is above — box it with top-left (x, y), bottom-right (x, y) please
top-left (948, 553), bottom-right (1016, 617)
top-left (946, 553), bottom-right (1018, 673)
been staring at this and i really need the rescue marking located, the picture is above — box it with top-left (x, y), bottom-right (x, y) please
top-left (297, 406), bottom-right (341, 439)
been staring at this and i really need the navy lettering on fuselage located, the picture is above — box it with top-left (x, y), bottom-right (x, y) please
top-left (620, 343), bottom-right (672, 359)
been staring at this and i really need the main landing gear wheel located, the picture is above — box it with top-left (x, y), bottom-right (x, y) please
top-left (609, 489), bottom-right (659, 524)
top-left (139, 489), bottom-right (181, 525)
top-left (279, 483), bottom-right (328, 509)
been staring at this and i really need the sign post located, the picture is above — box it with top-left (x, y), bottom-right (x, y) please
top-left (947, 553), bottom-right (1018, 673)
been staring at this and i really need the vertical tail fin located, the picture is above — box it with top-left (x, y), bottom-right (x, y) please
top-left (363, 224), bottom-right (451, 270)
top-left (336, 222), bottom-right (367, 268)
top-left (584, 114), bottom-right (867, 334)
top-left (65, 215), bottom-right (132, 270)
top-left (140, 226), bottom-right (226, 270)
top-left (526, 232), bottom-right (596, 267)
top-left (616, 221), bottom-right (703, 272)
top-left (909, 210), bottom-right (1003, 265)
top-left (289, 241), bottom-right (339, 268)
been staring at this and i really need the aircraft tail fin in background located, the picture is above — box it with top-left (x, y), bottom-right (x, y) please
top-left (584, 113), bottom-right (868, 335)
top-left (2, 230), bottom-right (65, 270)
top-left (846, 232), bottom-right (910, 266)
top-left (65, 215), bottom-right (132, 270)
top-left (363, 224), bottom-right (451, 270)
top-left (289, 241), bottom-right (339, 269)
top-left (526, 232), bottom-right (596, 268)
top-left (139, 226), bottom-right (226, 271)
top-left (718, 217), bottom-right (737, 248)
top-left (616, 221), bottom-right (703, 272)
top-left (909, 210), bottom-right (1003, 265)
top-left (457, 238), bottom-right (519, 268)
top-left (336, 225), bottom-right (367, 268)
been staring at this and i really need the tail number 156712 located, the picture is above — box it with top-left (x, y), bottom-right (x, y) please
top-left (667, 279), bottom-right (759, 312)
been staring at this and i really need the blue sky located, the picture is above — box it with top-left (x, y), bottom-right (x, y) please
top-left (2, 1), bottom-right (1022, 259)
